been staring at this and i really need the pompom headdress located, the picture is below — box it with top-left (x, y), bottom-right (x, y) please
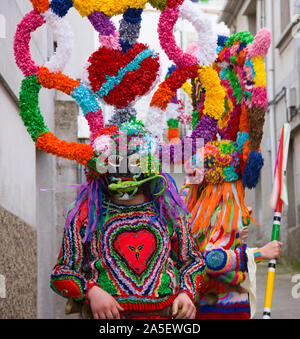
top-left (14, 0), bottom-right (271, 240)
top-left (14, 0), bottom-right (224, 241)
top-left (15, 0), bottom-right (220, 167)
top-left (183, 29), bottom-right (272, 235)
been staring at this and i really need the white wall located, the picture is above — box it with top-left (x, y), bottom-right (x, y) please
top-left (0, 0), bottom-right (56, 227)
top-left (0, 0), bottom-right (60, 318)
top-left (0, 81), bottom-right (36, 227)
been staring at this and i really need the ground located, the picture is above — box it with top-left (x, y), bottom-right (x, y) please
top-left (251, 259), bottom-right (300, 319)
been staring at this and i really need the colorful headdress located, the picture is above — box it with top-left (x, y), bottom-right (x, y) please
top-left (14, 0), bottom-right (224, 240)
top-left (183, 29), bottom-right (272, 234)
top-left (14, 0), bottom-right (222, 181)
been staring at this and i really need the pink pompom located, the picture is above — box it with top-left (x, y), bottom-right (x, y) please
top-left (158, 7), bottom-right (197, 68)
top-left (92, 134), bottom-right (112, 156)
top-left (252, 86), bottom-right (268, 110)
top-left (99, 31), bottom-right (121, 51)
top-left (247, 28), bottom-right (272, 58)
top-left (14, 10), bottom-right (44, 77)
top-left (86, 110), bottom-right (105, 142)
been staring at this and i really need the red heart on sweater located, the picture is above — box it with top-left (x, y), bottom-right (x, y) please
top-left (114, 229), bottom-right (156, 275)
top-left (87, 43), bottom-right (160, 109)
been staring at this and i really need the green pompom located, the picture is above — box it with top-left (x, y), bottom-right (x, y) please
top-left (167, 118), bottom-right (179, 129)
top-left (148, 0), bottom-right (167, 11)
top-left (225, 31), bottom-right (254, 47)
top-left (191, 109), bottom-right (200, 130)
top-left (230, 55), bottom-right (237, 64)
top-left (225, 69), bottom-right (242, 105)
top-left (19, 75), bottom-right (49, 142)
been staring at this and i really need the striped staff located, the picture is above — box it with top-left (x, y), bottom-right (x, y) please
top-left (263, 123), bottom-right (291, 319)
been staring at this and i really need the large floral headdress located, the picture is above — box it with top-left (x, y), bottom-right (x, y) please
top-left (14, 0), bottom-right (223, 183)
top-left (184, 29), bottom-right (272, 234)
top-left (14, 0), bottom-right (224, 239)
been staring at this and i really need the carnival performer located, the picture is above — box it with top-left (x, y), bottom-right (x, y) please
top-left (181, 30), bottom-right (283, 319)
top-left (50, 118), bottom-right (207, 320)
top-left (13, 0), bottom-right (214, 319)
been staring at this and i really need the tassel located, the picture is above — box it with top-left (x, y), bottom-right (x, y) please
top-left (190, 180), bottom-right (259, 235)
top-left (64, 179), bottom-right (105, 243)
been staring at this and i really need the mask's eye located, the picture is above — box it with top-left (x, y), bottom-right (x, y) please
top-left (128, 154), bottom-right (141, 174)
top-left (108, 155), bottom-right (123, 167)
top-left (128, 154), bottom-right (140, 167)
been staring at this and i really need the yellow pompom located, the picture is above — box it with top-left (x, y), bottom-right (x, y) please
top-left (73, 0), bottom-right (148, 17)
top-left (197, 66), bottom-right (226, 122)
top-left (252, 56), bottom-right (267, 87)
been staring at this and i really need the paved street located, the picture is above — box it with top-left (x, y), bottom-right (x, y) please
top-left (252, 262), bottom-right (300, 319)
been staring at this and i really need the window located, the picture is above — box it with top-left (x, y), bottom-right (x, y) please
top-left (281, 0), bottom-right (291, 32)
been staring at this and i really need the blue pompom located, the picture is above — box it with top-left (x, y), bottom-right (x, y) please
top-left (120, 40), bottom-right (132, 53)
top-left (123, 8), bottom-right (143, 25)
top-left (243, 151), bottom-right (264, 189)
top-left (236, 132), bottom-right (249, 152)
top-left (50, 0), bottom-right (73, 17)
top-left (218, 35), bottom-right (228, 47)
top-left (166, 64), bottom-right (178, 77)
top-left (205, 249), bottom-right (227, 271)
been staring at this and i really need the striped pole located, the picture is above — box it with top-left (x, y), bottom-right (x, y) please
top-left (263, 124), bottom-right (290, 319)
top-left (263, 200), bottom-right (283, 319)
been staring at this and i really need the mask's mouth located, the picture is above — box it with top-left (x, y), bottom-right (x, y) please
top-left (108, 174), bottom-right (167, 198)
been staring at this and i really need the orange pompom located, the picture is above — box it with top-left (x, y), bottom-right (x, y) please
top-left (30, 0), bottom-right (50, 13)
top-left (168, 127), bottom-right (180, 141)
top-left (239, 106), bottom-right (250, 133)
top-left (38, 66), bottom-right (80, 95)
top-left (242, 139), bottom-right (250, 163)
top-left (150, 84), bottom-right (174, 110)
top-left (36, 132), bottom-right (94, 166)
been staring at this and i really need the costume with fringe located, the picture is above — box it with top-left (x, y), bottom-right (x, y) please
top-left (182, 31), bottom-right (271, 319)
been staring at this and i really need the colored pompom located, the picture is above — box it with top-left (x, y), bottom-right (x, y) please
top-left (88, 43), bottom-right (160, 108)
top-left (19, 75), bottom-right (49, 141)
top-left (14, 10), bottom-right (44, 77)
top-left (49, 0), bottom-right (73, 17)
top-left (242, 151), bottom-right (264, 189)
top-left (30, 0), bottom-right (50, 13)
top-left (247, 28), bottom-right (272, 58)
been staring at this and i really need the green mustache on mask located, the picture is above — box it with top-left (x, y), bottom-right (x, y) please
top-left (108, 174), bottom-right (167, 197)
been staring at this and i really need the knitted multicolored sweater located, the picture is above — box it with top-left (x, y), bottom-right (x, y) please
top-left (50, 199), bottom-right (205, 312)
top-left (194, 225), bottom-right (262, 317)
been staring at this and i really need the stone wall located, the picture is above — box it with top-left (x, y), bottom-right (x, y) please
top-left (0, 205), bottom-right (37, 319)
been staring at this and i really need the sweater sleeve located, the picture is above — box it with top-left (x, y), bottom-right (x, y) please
top-left (203, 230), bottom-right (248, 285)
top-left (170, 216), bottom-right (206, 302)
top-left (253, 248), bottom-right (263, 263)
top-left (50, 204), bottom-right (95, 302)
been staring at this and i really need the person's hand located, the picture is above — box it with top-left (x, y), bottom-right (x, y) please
top-left (240, 227), bottom-right (249, 244)
top-left (260, 241), bottom-right (283, 261)
top-left (172, 293), bottom-right (196, 319)
top-left (87, 286), bottom-right (124, 319)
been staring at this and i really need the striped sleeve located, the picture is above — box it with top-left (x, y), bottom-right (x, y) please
top-left (253, 248), bottom-right (263, 263)
top-left (50, 206), bottom-right (95, 302)
top-left (170, 217), bottom-right (206, 302)
top-left (203, 229), bottom-right (248, 285)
